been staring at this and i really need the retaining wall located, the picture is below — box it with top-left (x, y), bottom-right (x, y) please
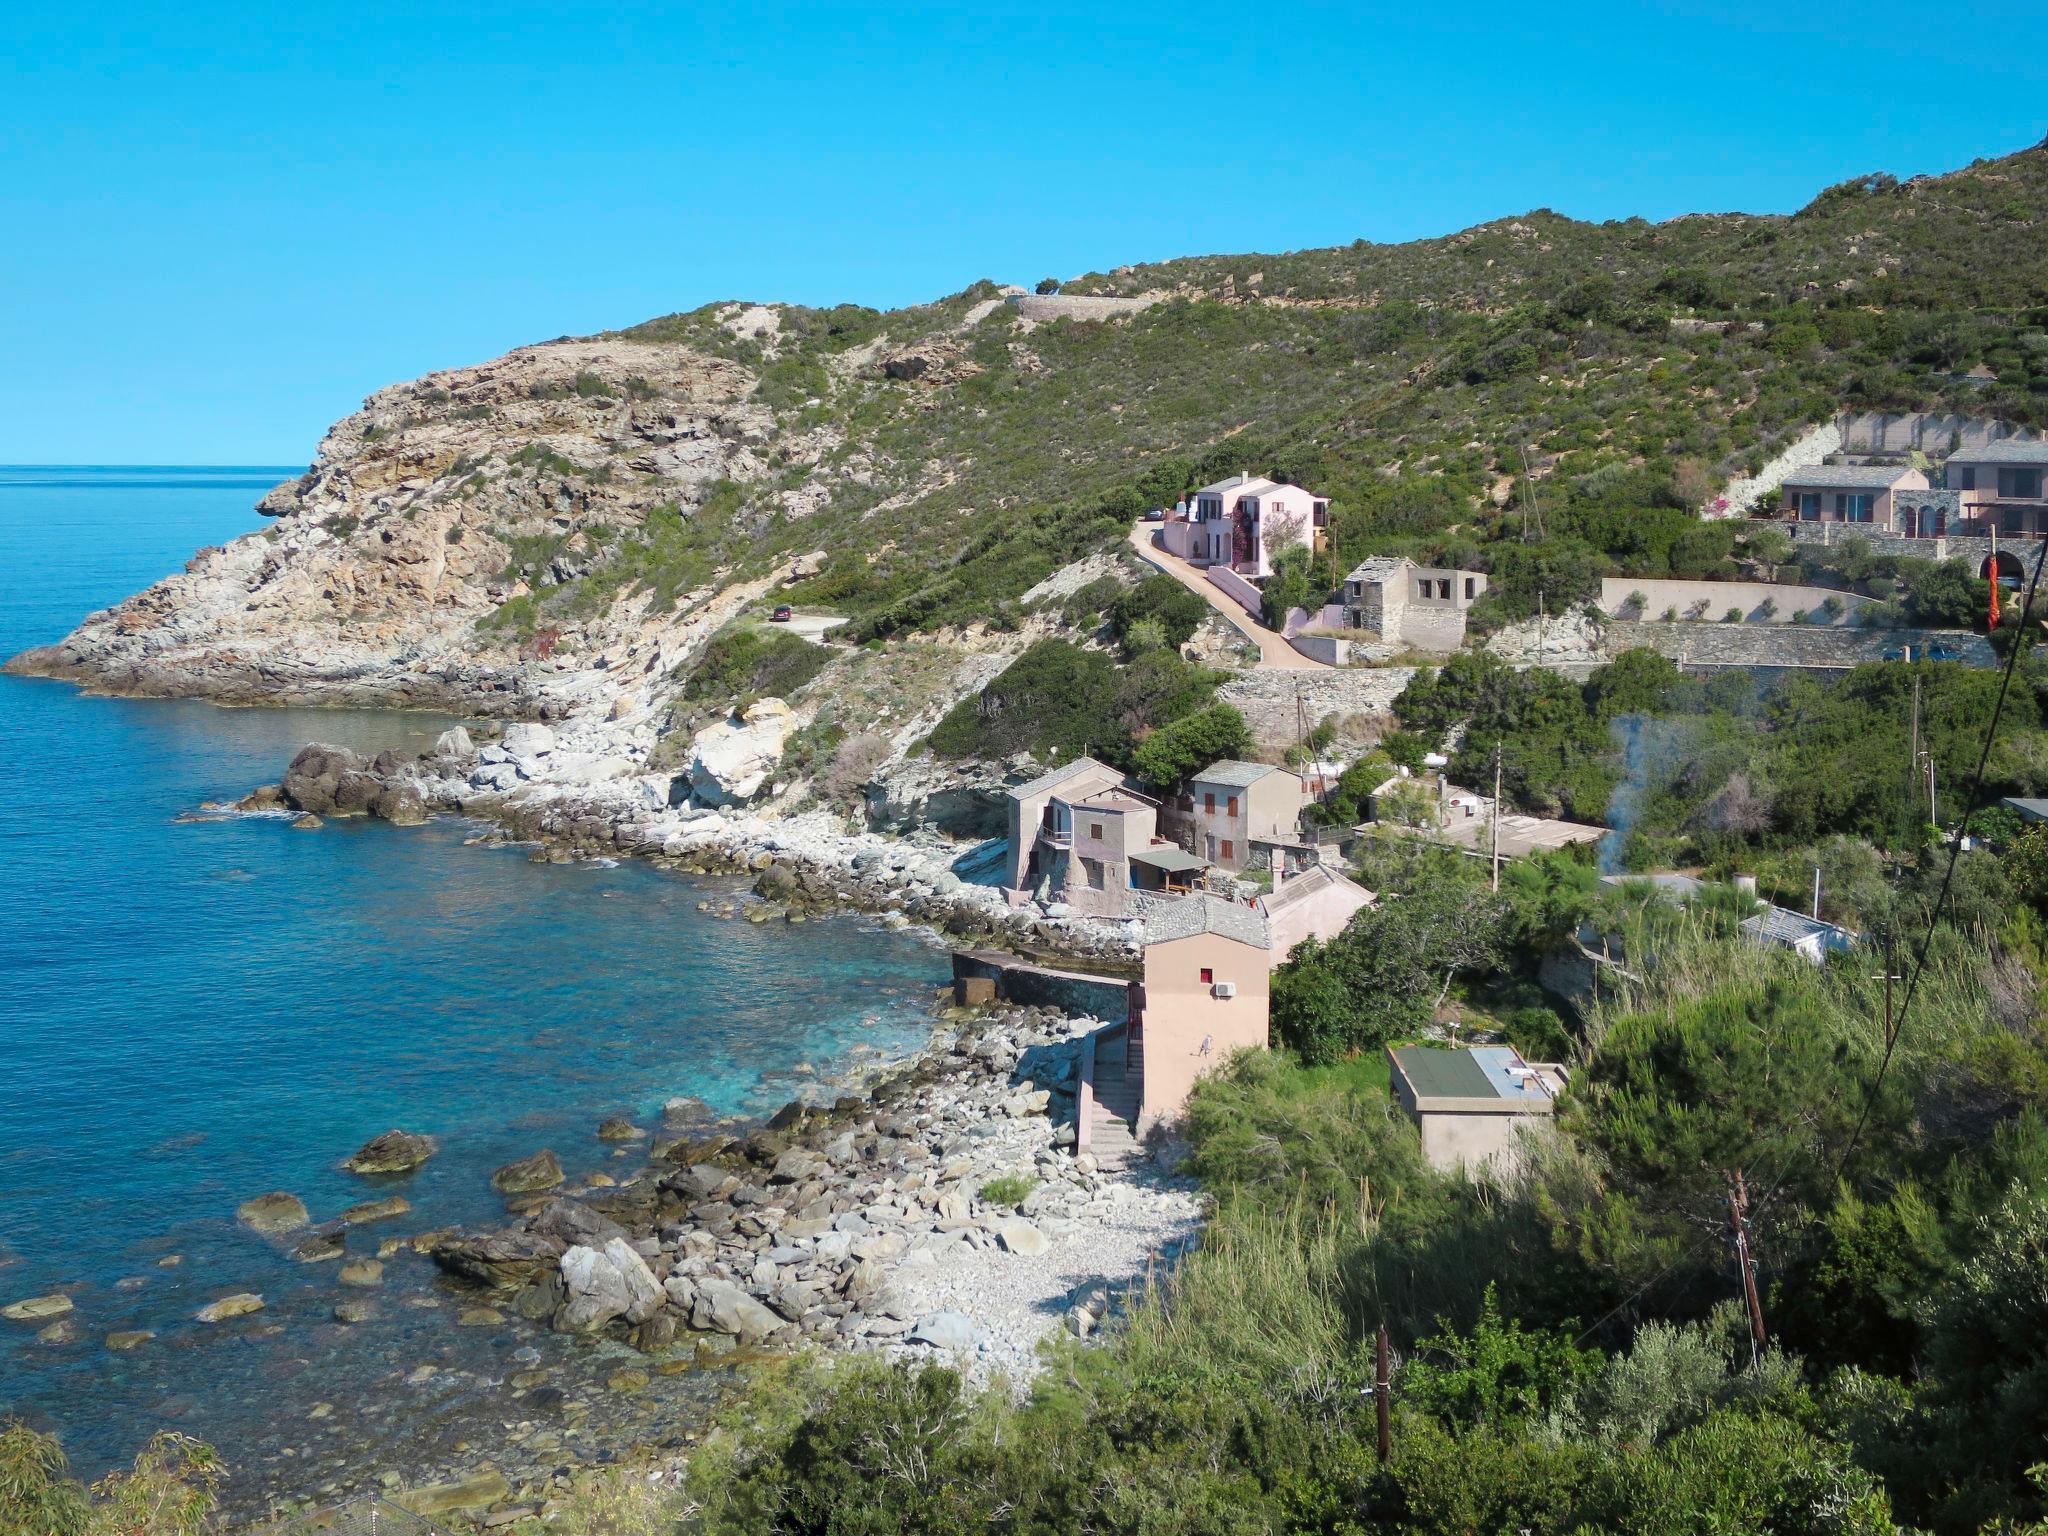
top-left (1765, 519), bottom-right (2048, 570)
top-left (1220, 667), bottom-right (1417, 741)
top-left (1598, 577), bottom-right (1868, 625)
top-left (1836, 410), bottom-right (2044, 457)
top-left (1607, 620), bottom-right (1993, 671)
top-left (1206, 563), bottom-right (1264, 618)
top-left (951, 950), bottom-right (1134, 1021)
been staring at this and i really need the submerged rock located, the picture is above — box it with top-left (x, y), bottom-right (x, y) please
top-left (105, 1330), bottom-right (155, 1351)
top-left (237, 1191), bottom-right (310, 1234)
top-left (393, 1469), bottom-right (510, 1519)
top-left (1, 1294), bottom-right (74, 1323)
top-left (195, 1293), bottom-right (265, 1324)
top-left (339, 1195), bottom-right (412, 1226)
top-left (337, 1260), bottom-right (384, 1288)
top-left (345, 1129), bottom-right (437, 1176)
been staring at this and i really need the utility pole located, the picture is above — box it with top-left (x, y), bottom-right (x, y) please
top-left (1375, 1321), bottom-right (1393, 1464)
top-left (1727, 1171), bottom-right (1768, 1368)
top-left (1491, 747), bottom-right (1503, 893)
top-left (1908, 674), bottom-right (1922, 851)
top-left (1811, 866), bottom-right (1822, 921)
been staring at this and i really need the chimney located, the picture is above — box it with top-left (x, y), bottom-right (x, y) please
top-left (1733, 873), bottom-right (1758, 900)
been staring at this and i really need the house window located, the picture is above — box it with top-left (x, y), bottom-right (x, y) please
top-left (1416, 580), bottom-right (1429, 600)
top-left (1954, 467), bottom-right (1976, 492)
top-left (2006, 507), bottom-right (2026, 534)
top-left (1439, 579), bottom-right (1453, 598)
top-left (2000, 468), bottom-right (2044, 499)
top-left (1220, 839), bottom-right (1234, 861)
top-left (1089, 822), bottom-right (1102, 840)
top-left (1464, 577), bottom-right (1476, 599)
top-left (1226, 795), bottom-right (1238, 816)
top-left (1200, 967), bottom-right (1214, 984)
top-left (1203, 792), bottom-right (1216, 814)
top-left (1836, 493), bottom-right (1872, 522)
top-left (1797, 491), bottom-right (1820, 519)
top-left (1083, 857), bottom-right (1105, 890)
top-left (1312, 501), bottom-right (1328, 528)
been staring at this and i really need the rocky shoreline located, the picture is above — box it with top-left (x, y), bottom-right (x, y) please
top-left (198, 725), bottom-right (1196, 1526)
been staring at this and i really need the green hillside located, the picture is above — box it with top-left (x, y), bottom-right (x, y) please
top-left (592, 139), bottom-right (2048, 637)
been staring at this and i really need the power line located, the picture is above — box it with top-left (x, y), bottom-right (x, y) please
top-left (1829, 535), bottom-right (2048, 1184)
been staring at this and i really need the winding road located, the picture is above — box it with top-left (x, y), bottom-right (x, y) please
top-left (1125, 522), bottom-right (1330, 671)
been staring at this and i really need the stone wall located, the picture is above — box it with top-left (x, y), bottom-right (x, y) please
top-left (1606, 620), bottom-right (1993, 671)
top-left (1769, 518), bottom-right (2048, 570)
top-left (1220, 667), bottom-right (1416, 742)
top-left (951, 951), bottom-right (1133, 1021)
top-left (1836, 410), bottom-right (2043, 457)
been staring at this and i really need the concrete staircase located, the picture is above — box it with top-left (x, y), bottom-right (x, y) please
top-left (1088, 1022), bottom-right (1143, 1169)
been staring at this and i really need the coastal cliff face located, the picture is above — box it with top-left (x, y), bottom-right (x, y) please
top-left (7, 335), bottom-right (791, 716)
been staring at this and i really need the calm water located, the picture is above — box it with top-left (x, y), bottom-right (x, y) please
top-left (0, 467), bottom-right (946, 1494)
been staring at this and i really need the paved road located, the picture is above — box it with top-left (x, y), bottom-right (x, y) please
top-left (1125, 523), bottom-right (1330, 670)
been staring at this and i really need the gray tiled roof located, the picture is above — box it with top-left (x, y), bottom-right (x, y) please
top-left (1345, 556), bottom-right (1414, 584)
top-left (1193, 759), bottom-right (1285, 789)
top-left (1143, 892), bottom-right (1272, 950)
top-left (1008, 755), bottom-right (1115, 802)
top-left (1780, 464), bottom-right (1919, 489)
top-left (1949, 439), bottom-right (2048, 466)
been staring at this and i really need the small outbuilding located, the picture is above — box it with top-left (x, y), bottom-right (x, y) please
top-left (1388, 1044), bottom-right (1567, 1174)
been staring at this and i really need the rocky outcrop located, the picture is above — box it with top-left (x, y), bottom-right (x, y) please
top-left (3, 338), bottom-right (775, 716)
top-left (344, 1129), bottom-right (437, 1175)
top-left (278, 744), bottom-right (432, 824)
top-left (491, 1149), bottom-right (565, 1194)
top-left (236, 1192), bottom-right (310, 1234)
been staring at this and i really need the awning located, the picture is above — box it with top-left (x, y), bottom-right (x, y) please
top-left (1131, 847), bottom-right (1210, 874)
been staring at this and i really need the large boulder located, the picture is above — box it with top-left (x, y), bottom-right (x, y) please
top-left (688, 699), bottom-right (794, 807)
top-left (429, 1230), bottom-right (565, 1289)
top-left (501, 723), bottom-right (556, 760)
top-left (280, 744), bottom-right (363, 815)
top-left (370, 783), bottom-right (428, 825)
top-left (525, 1198), bottom-right (627, 1251)
top-left (491, 1149), bottom-right (564, 1194)
top-left (195, 1293), bottom-right (265, 1324)
top-left (434, 726), bottom-right (476, 760)
top-left (554, 1239), bottom-right (664, 1333)
top-left (691, 1278), bottom-right (781, 1343)
top-left (908, 1311), bottom-right (988, 1351)
top-left (344, 1129), bottom-right (436, 1175)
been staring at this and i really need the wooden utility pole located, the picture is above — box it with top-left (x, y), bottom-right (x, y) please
top-left (1491, 748), bottom-right (1503, 893)
top-left (1375, 1322), bottom-right (1393, 1464)
top-left (1727, 1171), bottom-right (1768, 1367)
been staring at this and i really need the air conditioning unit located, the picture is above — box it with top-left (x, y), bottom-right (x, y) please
top-left (1211, 981), bottom-right (1237, 1000)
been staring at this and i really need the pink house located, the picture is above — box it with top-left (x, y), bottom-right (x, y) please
top-left (1779, 464), bottom-right (1928, 528)
top-left (1161, 473), bottom-right (1328, 578)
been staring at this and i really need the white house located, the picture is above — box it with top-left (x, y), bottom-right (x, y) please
top-left (1161, 473), bottom-right (1328, 578)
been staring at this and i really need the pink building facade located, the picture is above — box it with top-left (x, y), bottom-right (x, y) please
top-left (1161, 473), bottom-right (1328, 578)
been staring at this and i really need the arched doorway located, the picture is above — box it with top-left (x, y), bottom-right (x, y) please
top-left (1984, 550), bottom-right (2024, 585)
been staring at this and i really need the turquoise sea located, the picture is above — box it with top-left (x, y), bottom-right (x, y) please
top-left (0, 467), bottom-right (947, 1497)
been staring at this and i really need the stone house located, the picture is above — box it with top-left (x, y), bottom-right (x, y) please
top-left (1779, 464), bottom-right (1928, 528)
top-left (1342, 557), bottom-right (1487, 652)
top-left (1170, 760), bottom-right (1307, 874)
top-left (1162, 473), bottom-right (1328, 578)
top-left (1003, 756), bottom-right (1213, 916)
top-left (1257, 863), bottom-right (1375, 955)
top-left (1388, 1044), bottom-right (1567, 1174)
top-left (1128, 894), bottom-right (1274, 1132)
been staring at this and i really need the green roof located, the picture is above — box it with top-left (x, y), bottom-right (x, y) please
top-left (1391, 1046), bottom-right (1495, 1101)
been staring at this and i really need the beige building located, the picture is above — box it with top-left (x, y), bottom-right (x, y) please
top-left (1388, 1044), bottom-right (1566, 1174)
top-left (1004, 757), bottom-right (1213, 916)
top-left (1258, 863), bottom-right (1375, 956)
top-left (1174, 760), bottom-right (1307, 873)
top-left (1129, 894), bottom-right (1274, 1133)
top-left (1779, 463), bottom-right (1928, 528)
top-left (1342, 557), bottom-right (1487, 652)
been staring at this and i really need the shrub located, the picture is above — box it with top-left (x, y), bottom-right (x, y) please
top-left (683, 627), bottom-right (829, 706)
top-left (1130, 704), bottom-right (1253, 788)
top-left (978, 1175), bottom-right (1036, 1208)
top-left (1035, 278), bottom-right (1061, 295)
top-left (1725, 607), bottom-right (1744, 623)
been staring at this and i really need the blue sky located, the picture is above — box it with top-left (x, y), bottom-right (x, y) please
top-left (3, 1), bottom-right (2042, 464)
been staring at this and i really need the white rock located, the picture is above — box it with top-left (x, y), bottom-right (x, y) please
top-left (689, 699), bottom-right (794, 807)
top-left (993, 1219), bottom-right (1050, 1257)
top-left (502, 723), bottom-right (557, 758)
